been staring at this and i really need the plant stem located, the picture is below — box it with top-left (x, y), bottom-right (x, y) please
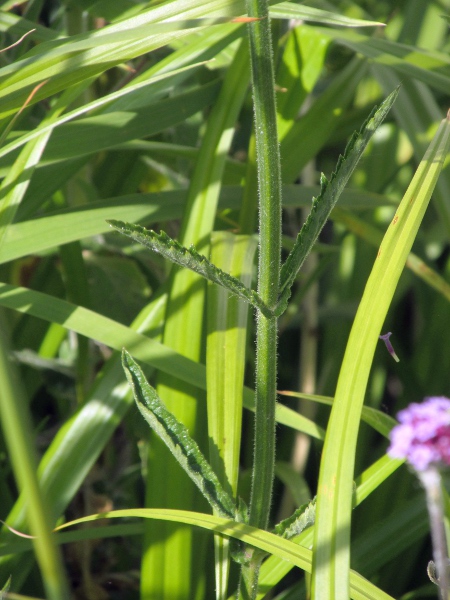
top-left (240, 0), bottom-right (282, 595)
top-left (246, 0), bottom-right (281, 531)
top-left (419, 468), bottom-right (450, 600)
top-left (0, 311), bottom-right (70, 599)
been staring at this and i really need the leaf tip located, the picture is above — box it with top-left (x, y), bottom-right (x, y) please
top-left (121, 348), bottom-right (134, 370)
top-left (107, 219), bottom-right (124, 230)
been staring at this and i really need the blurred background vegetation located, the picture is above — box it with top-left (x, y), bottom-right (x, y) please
top-left (0, 0), bottom-right (448, 598)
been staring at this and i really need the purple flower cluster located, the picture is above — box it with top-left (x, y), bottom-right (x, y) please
top-left (388, 397), bottom-right (450, 471)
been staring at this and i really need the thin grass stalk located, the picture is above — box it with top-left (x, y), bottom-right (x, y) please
top-left (0, 311), bottom-right (70, 599)
top-left (240, 0), bottom-right (282, 596)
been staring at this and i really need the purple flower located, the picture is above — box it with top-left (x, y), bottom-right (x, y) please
top-left (388, 397), bottom-right (450, 471)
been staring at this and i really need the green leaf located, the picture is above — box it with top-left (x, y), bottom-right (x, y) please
top-left (122, 349), bottom-right (236, 519)
top-left (54, 508), bottom-right (396, 600)
top-left (270, 2), bottom-right (384, 27)
top-left (108, 220), bottom-right (273, 317)
top-left (276, 87), bottom-right (399, 316)
top-left (273, 498), bottom-right (316, 540)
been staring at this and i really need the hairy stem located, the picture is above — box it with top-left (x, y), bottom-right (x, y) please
top-left (239, 0), bottom-right (282, 596)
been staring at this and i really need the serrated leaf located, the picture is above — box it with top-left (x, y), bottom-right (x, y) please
top-left (276, 87), bottom-right (399, 316)
top-left (273, 498), bottom-right (316, 540)
top-left (121, 349), bottom-right (236, 520)
top-left (108, 220), bottom-right (273, 317)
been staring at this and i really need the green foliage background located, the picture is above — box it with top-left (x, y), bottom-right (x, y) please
top-left (0, 0), bottom-right (448, 599)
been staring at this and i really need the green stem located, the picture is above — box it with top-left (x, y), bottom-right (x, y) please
top-left (239, 1), bottom-right (282, 592)
top-left (0, 311), bottom-right (70, 599)
top-left (246, 0), bottom-right (281, 532)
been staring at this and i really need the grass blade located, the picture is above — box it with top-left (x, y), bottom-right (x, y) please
top-left (207, 232), bottom-right (257, 598)
top-left (55, 508), bottom-right (396, 600)
top-left (140, 39), bottom-right (250, 599)
top-left (311, 110), bottom-right (450, 599)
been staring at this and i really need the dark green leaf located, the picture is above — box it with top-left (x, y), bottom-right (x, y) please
top-left (108, 220), bottom-right (273, 317)
top-left (122, 350), bottom-right (236, 519)
top-left (276, 87), bottom-right (399, 316)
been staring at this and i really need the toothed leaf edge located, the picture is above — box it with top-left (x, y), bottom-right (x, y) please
top-left (108, 220), bottom-right (273, 317)
top-left (122, 349), bottom-right (236, 519)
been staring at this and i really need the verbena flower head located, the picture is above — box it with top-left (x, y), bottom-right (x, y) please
top-left (388, 397), bottom-right (450, 471)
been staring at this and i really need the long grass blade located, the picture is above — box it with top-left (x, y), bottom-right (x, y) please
top-left (311, 110), bottom-right (450, 599)
top-left (140, 39), bottom-right (250, 599)
top-left (207, 232), bottom-right (257, 598)
top-left (55, 509), bottom-right (396, 600)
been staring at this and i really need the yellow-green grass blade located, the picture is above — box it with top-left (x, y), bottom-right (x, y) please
top-left (207, 232), bottom-right (257, 599)
top-left (0, 0), bottom-right (280, 119)
top-left (278, 391), bottom-right (396, 438)
top-left (0, 8), bottom-right (247, 119)
top-left (256, 454), bottom-right (404, 599)
top-left (0, 312), bottom-right (69, 599)
top-left (276, 25), bottom-right (330, 142)
top-left (141, 41), bottom-right (250, 599)
top-left (311, 111), bottom-right (450, 599)
top-left (0, 186), bottom-right (392, 265)
top-left (0, 282), bottom-right (204, 385)
top-left (270, 3), bottom-right (384, 27)
top-left (55, 509), bottom-right (395, 600)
